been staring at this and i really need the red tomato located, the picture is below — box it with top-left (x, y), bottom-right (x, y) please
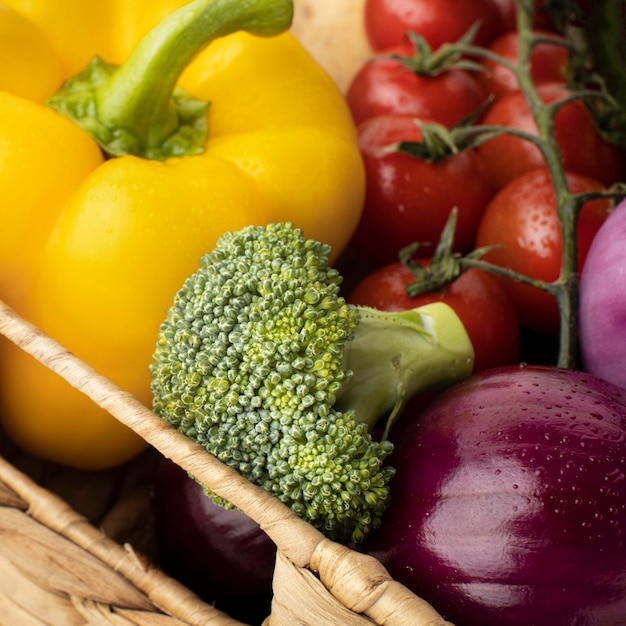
top-left (477, 83), bottom-right (626, 189)
top-left (364, 0), bottom-right (498, 52)
top-left (475, 168), bottom-right (612, 335)
top-left (346, 39), bottom-right (488, 127)
top-left (350, 113), bottom-right (496, 265)
top-left (487, 0), bottom-right (554, 34)
top-left (348, 261), bottom-right (521, 373)
top-left (476, 30), bottom-right (569, 99)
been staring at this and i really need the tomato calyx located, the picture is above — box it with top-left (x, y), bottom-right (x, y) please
top-left (386, 27), bottom-right (487, 77)
top-left (387, 102), bottom-right (495, 164)
top-left (388, 121), bottom-right (461, 163)
top-left (400, 209), bottom-right (496, 297)
top-left (400, 204), bottom-right (581, 311)
top-left (385, 95), bottom-right (561, 166)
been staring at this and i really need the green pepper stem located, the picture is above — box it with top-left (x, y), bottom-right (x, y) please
top-left (48, 0), bottom-right (293, 159)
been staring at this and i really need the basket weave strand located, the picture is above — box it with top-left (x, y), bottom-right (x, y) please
top-left (0, 451), bottom-right (245, 625)
top-left (0, 297), bottom-right (452, 626)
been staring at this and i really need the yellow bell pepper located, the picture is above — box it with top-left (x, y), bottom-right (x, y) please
top-left (0, 0), bottom-right (364, 470)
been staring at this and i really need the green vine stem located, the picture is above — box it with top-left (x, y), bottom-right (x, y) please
top-left (405, 0), bottom-right (626, 368)
top-left (472, 1), bottom-right (626, 368)
top-left (505, 1), bottom-right (580, 368)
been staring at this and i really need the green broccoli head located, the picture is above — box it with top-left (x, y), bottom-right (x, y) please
top-left (150, 222), bottom-right (473, 543)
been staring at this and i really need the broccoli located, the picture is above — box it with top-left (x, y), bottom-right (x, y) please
top-left (150, 222), bottom-right (473, 543)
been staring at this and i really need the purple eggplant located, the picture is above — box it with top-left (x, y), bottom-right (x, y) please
top-left (363, 365), bottom-right (626, 626)
top-left (580, 197), bottom-right (626, 390)
top-left (151, 458), bottom-right (276, 624)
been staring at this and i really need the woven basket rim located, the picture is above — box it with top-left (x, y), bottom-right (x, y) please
top-left (0, 297), bottom-right (452, 626)
top-left (0, 450), bottom-right (249, 625)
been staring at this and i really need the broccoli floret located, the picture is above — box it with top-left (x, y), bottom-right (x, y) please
top-left (150, 222), bottom-right (473, 543)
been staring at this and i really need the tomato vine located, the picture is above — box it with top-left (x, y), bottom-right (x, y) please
top-left (400, 0), bottom-right (626, 368)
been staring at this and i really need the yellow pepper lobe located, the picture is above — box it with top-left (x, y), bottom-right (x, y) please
top-left (0, 154), bottom-right (271, 470)
top-left (32, 155), bottom-right (271, 355)
top-left (0, 0), bottom-right (364, 470)
top-left (183, 30), bottom-right (365, 256)
top-left (0, 348), bottom-right (148, 470)
top-left (0, 92), bottom-right (104, 310)
top-left (0, 5), bottom-right (66, 102)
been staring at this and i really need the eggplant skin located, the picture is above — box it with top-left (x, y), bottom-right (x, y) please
top-left (151, 458), bottom-right (276, 624)
top-left (363, 365), bottom-right (626, 626)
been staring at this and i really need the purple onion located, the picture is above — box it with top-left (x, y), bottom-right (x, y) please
top-left (362, 365), bottom-right (626, 626)
top-left (580, 197), bottom-right (626, 389)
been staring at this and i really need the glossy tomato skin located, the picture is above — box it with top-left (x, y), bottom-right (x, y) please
top-left (346, 39), bottom-right (488, 127)
top-left (362, 365), bottom-right (626, 626)
top-left (348, 261), bottom-right (520, 373)
top-left (364, 0), bottom-right (498, 52)
top-left (152, 459), bottom-right (276, 624)
top-left (476, 31), bottom-right (569, 100)
top-left (475, 168), bottom-right (612, 335)
top-left (350, 114), bottom-right (496, 265)
top-left (477, 83), bottom-right (626, 189)
top-left (487, 0), bottom-right (554, 33)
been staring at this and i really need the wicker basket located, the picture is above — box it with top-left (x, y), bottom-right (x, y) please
top-left (0, 297), bottom-right (452, 626)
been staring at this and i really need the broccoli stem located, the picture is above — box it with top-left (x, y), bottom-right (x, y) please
top-left (336, 302), bottom-right (474, 436)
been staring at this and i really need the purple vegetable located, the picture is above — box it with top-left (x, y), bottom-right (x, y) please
top-left (580, 197), bottom-right (626, 389)
top-left (151, 458), bottom-right (276, 624)
top-left (362, 365), bottom-right (626, 626)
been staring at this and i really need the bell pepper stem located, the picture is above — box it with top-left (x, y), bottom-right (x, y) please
top-left (47, 0), bottom-right (293, 159)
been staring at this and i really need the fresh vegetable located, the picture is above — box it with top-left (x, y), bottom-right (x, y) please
top-left (579, 197), bottom-right (626, 389)
top-left (475, 167), bottom-right (612, 336)
top-left (150, 222), bottom-right (474, 543)
top-left (363, 365), bottom-right (626, 626)
top-left (349, 113), bottom-right (496, 265)
top-left (152, 458), bottom-right (275, 624)
top-left (0, 4), bottom-right (65, 103)
top-left (0, 0), bottom-right (365, 470)
top-left (363, 0), bottom-right (498, 53)
top-left (346, 34), bottom-right (489, 128)
top-left (476, 83), bottom-right (626, 189)
top-left (487, 0), bottom-right (553, 33)
top-left (475, 30), bottom-right (569, 100)
top-left (348, 0), bottom-right (626, 367)
top-left (348, 261), bottom-right (520, 373)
